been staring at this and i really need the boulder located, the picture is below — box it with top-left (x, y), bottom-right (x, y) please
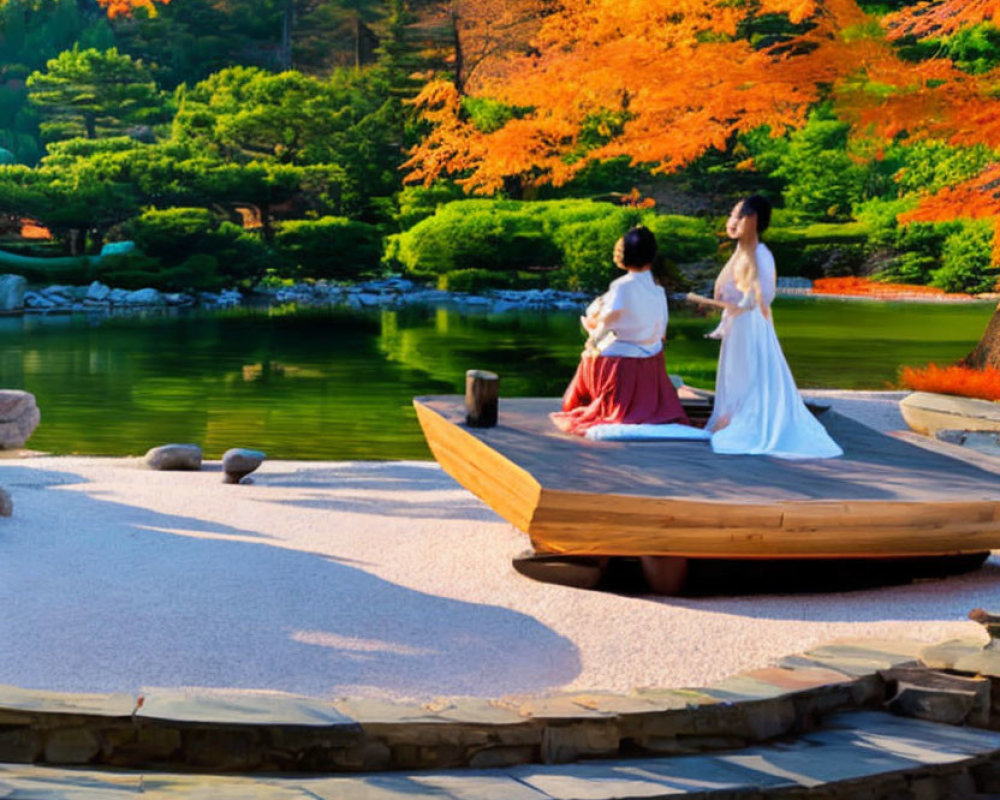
top-left (144, 444), bottom-right (202, 471)
top-left (124, 288), bottom-right (165, 306)
top-left (0, 390), bottom-right (40, 449)
top-left (23, 292), bottom-right (54, 309)
top-left (86, 281), bottom-right (111, 302)
top-left (222, 448), bottom-right (265, 484)
top-left (900, 391), bottom-right (1000, 436)
top-left (0, 275), bottom-right (27, 311)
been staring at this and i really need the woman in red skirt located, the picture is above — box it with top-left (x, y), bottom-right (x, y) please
top-left (551, 226), bottom-right (689, 435)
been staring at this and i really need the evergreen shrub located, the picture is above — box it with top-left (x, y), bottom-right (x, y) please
top-left (275, 216), bottom-right (381, 280)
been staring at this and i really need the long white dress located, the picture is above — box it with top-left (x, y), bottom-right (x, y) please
top-left (707, 243), bottom-right (843, 459)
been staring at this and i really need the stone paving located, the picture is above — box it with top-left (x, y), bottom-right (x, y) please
top-left (3, 636), bottom-right (1000, 797)
top-left (0, 638), bottom-right (923, 773)
top-left (1, 711), bottom-right (999, 798)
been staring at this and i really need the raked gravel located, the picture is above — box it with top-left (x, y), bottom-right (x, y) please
top-left (0, 390), bottom-right (995, 703)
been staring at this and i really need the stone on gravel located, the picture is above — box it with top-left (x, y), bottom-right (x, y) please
top-left (0, 390), bottom-right (40, 448)
top-left (144, 444), bottom-right (202, 471)
top-left (222, 448), bottom-right (265, 484)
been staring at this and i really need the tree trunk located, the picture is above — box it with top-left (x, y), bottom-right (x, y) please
top-left (354, 16), bottom-right (362, 70)
top-left (280, 0), bottom-right (293, 70)
top-left (84, 112), bottom-right (96, 139)
top-left (451, 9), bottom-right (464, 93)
top-left (260, 204), bottom-right (274, 244)
top-left (961, 303), bottom-right (1000, 370)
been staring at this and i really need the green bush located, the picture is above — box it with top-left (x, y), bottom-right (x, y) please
top-left (386, 201), bottom-right (563, 277)
top-left (92, 252), bottom-right (165, 289)
top-left (274, 216), bottom-right (381, 280)
top-left (388, 199), bottom-right (720, 292)
top-left (642, 214), bottom-right (717, 264)
top-left (765, 221), bottom-right (870, 278)
top-left (394, 183), bottom-right (466, 230)
top-left (119, 207), bottom-right (272, 288)
top-left (931, 220), bottom-right (998, 294)
top-left (549, 214), bottom-right (634, 291)
top-left (437, 269), bottom-right (520, 293)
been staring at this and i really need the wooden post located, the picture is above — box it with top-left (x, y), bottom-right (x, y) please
top-left (466, 369), bottom-right (499, 428)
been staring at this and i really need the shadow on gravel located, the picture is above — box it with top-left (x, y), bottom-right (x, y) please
top-left (598, 552), bottom-right (993, 598)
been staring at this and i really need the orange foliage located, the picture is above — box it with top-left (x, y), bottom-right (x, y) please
top-left (884, 1), bottom-right (1000, 40)
top-left (96, 0), bottom-right (169, 17)
top-left (812, 276), bottom-right (978, 299)
top-left (20, 220), bottom-right (51, 240)
top-left (618, 188), bottom-right (655, 209)
top-left (425, 0), bottom-right (552, 93)
top-left (901, 363), bottom-right (1000, 401)
top-left (841, 2), bottom-right (1000, 247)
top-left (406, 0), bottom-right (886, 194)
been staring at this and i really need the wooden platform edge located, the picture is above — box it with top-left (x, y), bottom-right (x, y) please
top-left (415, 395), bottom-right (1000, 560)
top-left (413, 397), bottom-right (541, 532)
top-left (529, 487), bottom-right (1000, 558)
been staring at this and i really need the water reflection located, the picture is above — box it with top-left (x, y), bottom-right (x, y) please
top-left (0, 301), bottom-right (988, 459)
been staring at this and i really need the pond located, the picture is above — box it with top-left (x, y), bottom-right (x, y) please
top-left (0, 298), bottom-right (991, 459)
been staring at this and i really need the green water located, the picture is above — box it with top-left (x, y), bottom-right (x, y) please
top-left (0, 298), bottom-right (991, 459)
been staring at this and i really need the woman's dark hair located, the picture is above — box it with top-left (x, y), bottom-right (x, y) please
top-left (739, 195), bottom-right (772, 234)
top-left (621, 226), bottom-right (657, 268)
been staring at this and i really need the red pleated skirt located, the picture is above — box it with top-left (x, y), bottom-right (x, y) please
top-left (550, 351), bottom-right (690, 435)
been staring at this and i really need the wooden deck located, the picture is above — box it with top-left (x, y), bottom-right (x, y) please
top-left (414, 395), bottom-right (1000, 559)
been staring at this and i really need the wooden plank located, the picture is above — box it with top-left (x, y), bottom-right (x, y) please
top-left (534, 491), bottom-right (784, 529)
top-left (537, 493), bottom-right (998, 533)
top-left (780, 501), bottom-right (999, 530)
top-left (527, 516), bottom-right (1000, 558)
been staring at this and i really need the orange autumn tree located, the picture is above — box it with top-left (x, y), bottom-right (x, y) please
top-left (405, 0), bottom-right (894, 195)
top-left (857, 1), bottom-right (1000, 370)
top-left (96, 0), bottom-right (170, 16)
top-left (412, 0), bottom-right (554, 93)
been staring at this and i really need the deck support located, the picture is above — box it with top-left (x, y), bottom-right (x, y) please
top-left (640, 556), bottom-right (689, 595)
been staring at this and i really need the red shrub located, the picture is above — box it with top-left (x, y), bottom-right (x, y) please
top-left (901, 363), bottom-right (1000, 402)
top-left (812, 276), bottom-right (974, 300)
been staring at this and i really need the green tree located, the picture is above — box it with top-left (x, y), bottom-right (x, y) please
top-left (173, 65), bottom-right (405, 217)
top-left (0, 0), bottom-right (116, 162)
top-left (27, 45), bottom-right (167, 141)
top-left (770, 108), bottom-right (866, 221)
top-left (0, 163), bottom-right (140, 253)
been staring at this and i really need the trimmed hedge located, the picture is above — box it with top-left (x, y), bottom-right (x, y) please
top-left (274, 216), bottom-right (381, 280)
top-left (765, 221), bottom-right (870, 279)
top-left (117, 207), bottom-right (273, 289)
top-left (386, 199), bottom-right (718, 292)
top-left (436, 269), bottom-right (547, 293)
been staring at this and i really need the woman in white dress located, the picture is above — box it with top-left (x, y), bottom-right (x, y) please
top-left (699, 196), bottom-right (842, 459)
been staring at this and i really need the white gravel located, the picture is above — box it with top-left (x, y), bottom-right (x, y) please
top-left (0, 391), bottom-right (995, 703)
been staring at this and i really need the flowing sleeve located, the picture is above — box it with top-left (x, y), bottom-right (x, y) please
top-left (758, 245), bottom-right (777, 308)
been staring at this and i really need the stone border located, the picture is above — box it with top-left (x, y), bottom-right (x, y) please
top-left (0, 636), bottom-right (981, 773)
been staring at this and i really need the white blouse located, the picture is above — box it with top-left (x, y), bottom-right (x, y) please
top-left (596, 269), bottom-right (667, 358)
